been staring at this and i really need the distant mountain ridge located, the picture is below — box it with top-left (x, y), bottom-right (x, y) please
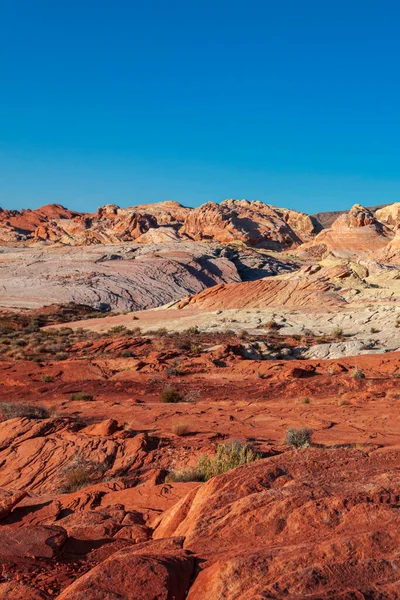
top-left (312, 203), bottom-right (390, 229)
top-left (0, 200), bottom-right (398, 257)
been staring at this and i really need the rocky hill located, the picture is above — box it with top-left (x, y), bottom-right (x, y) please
top-left (0, 200), bottom-right (320, 249)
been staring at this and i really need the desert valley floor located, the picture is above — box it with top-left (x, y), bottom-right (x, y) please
top-left (0, 199), bottom-right (399, 599)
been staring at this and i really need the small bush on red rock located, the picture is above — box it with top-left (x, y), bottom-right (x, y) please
top-left (70, 392), bottom-right (94, 401)
top-left (167, 440), bottom-right (260, 483)
top-left (351, 368), bottom-right (365, 380)
top-left (0, 402), bottom-right (50, 420)
top-left (61, 466), bottom-right (93, 493)
top-left (171, 420), bottom-right (192, 436)
top-left (285, 427), bottom-right (313, 449)
top-left (161, 386), bottom-right (182, 403)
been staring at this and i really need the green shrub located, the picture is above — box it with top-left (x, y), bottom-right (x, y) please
top-left (167, 440), bottom-right (261, 483)
top-left (0, 402), bottom-right (50, 420)
top-left (70, 392), bottom-right (94, 401)
top-left (197, 440), bottom-right (260, 480)
top-left (161, 386), bottom-right (182, 403)
top-left (165, 467), bottom-right (204, 483)
top-left (351, 368), bottom-right (365, 380)
top-left (332, 327), bottom-right (344, 339)
top-left (109, 325), bottom-right (127, 334)
top-left (182, 326), bottom-right (199, 335)
top-left (41, 374), bottom-right (54, 383)
top-left (285, 427), bottom-right (313, 448)
top-left (61, 466), bottom-right (92, 493)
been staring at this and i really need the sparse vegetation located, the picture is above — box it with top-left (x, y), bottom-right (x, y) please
top-left (166, 440), bottom-right (260, 483)
top-left (182, 326), bottom-right (199, 335)
top-left (332, 327), bottom-right (344, 339)
top-left (171, 420), bottom-right (192, 436)
top-left (41, 374), bottom-right (54, 383)
top-left (351, 368), bottom-right (365, 380)
top-left (61, 465), bottom-right (92, 493)
top-left (0, 402), bottom-right (50, 420)
top-left (161, 386), bottom-right (182, 403)
top-left (108, 325), bottom-right (127, 334)
top-left (285, 427), bottom-right (313, 449)
top-left (70, 392), bottom-right (94, 401)
top-left (262, 320), bottom-right (282, 330)
top-left (165, 466), bottom-right (204, 483)
top-left (166, 360), bottom-right (185, 377)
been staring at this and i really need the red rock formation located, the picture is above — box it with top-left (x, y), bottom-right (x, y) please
top-left (0, 199), bottom-right (318, 249)
top-left (375, 202), bottom-right (400, 229)
top-left (177, 264), bottom-right (347, 310)
top-left (181, 199), bottom-right (318, 249)
top-left (154, 449), bottom-right (400, 599)
top-left (298, 204), bottom-right (394, 259)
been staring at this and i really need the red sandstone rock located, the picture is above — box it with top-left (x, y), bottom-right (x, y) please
top-left (181, 199), bottom-right (317, 249)
top-left (0, 525), bottom-right (67, 559)
top-left (82, 418), bottom-right (119, 437)
top-left (299, 204), bottom-right (394, 259)
top-left (58, 548), bottom-right (194, 599)
top-left (0, 582), bottom-right (46, 600)
top-left (0, 488), bottom-right (27, 520)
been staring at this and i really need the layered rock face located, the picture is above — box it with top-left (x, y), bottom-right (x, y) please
top-left (375, 202), bottom-right (400, 228)
top-left (2, 200), bottom-right (399, 260)
top-left (0, 243), bottom-right (296, 312)
top-left (180, 199), bottom-right (319, 249)
top-left (299, 204), bottom-right (395, 259)
top-left (0, 199), bottom-right (319, 249)
top-left (155, 449), bottom-right (400, 599)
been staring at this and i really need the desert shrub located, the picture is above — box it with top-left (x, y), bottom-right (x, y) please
top-left (14, 339), bottom-right (28, 347)
top-left (150, 327), bottom-right (168, 336)
top-left (41, 374), bottom-right (54, 383)
top-left (197, 440), bottom-right (260, 480)
top-left (182, 326), bottom-right (199, 335)
top-left (161, 386), bottom-right (182, 403)
top-left (165, 441), bottom-right (260, 483)
top-left (61, 466), bottom-right (92, 493)
top-left (55, 352), bottom-right (69, 361)
top-left (190, 344), bottom-right (201, 356)
top-left (165, 467), bottom-right (205, 483)
top-left (166, 360), bottom-right (184, 377)
top-left (121, 350), bottom-right (134, 358)
top-left (302, 397), bottom-right (310, 404)
top-left (285, 427), bottom-right (313, 449)
top-left (44, 343), bottom-right (66, 353)
top-left (370, 327), bottom-right (379, 334)
top-left (237, 329), bottom-right (248, 340)
top-left (0, 402), bottom-right (50, 420)
top-left (171, 420), bottom-right (191, 436)
top-left (263, 320), bottom-right (282, 330)
top-left (173, 335), bottom-right (191, 351)
top-left (109, 325), bottom-right (127, 334)
top-left (59, 327), bottom-right (74, 336)
top-left (70, 392), bottom-right (93, 401)
top-left (332, 327), bottom-right (344, 339)
top-left (351, 368), bottom-right (365, 380)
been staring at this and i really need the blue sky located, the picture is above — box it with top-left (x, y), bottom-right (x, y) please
top-left (1, 0), bottom-right (400, 214)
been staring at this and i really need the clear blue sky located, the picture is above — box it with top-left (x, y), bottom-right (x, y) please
top-left (1, 0), bottom-right (400, 214)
